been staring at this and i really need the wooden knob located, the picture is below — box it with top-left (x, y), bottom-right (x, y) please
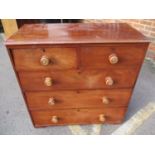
top-left (99, 114), bottom-right (106, 122)
top-left (44, 77), bottom-right (53, 86)
top-left (109, 53), bottom-right (118, 64)
top-left (102, 96), bottom-right (109, 104)
top-left (40, 55), bottom-right (50, 66)
top-left (51, 116), bottom-right (58, 123)
top-left (48, 97), bottom-right (55, 105)
top-left (105, 76), bottom-right (114, 86)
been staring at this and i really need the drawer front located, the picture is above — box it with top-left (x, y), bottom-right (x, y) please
top-left (80, 45), bottom-right (147, 68)
top-left (12, 47), bottom-right (77, 71)
top-left (31, 108), bottom-right (127, 126)
top-left (26, 89), bottom-right (132, 110)
top-left (18, 68), bottom-right (138, 91)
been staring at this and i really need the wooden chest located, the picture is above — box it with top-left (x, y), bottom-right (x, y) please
top-left (5, 23), bottom-right (150, 127)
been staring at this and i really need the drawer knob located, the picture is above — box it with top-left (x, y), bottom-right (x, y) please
top-left (44, 77), bottom-right (53, 86)
top-left (51, 116), bottom-right (58, 123)
top-left (109, 53), bottom-right (118, 64)
top-left (48, 97), bottom-right (55, 105)
top-left (105, 76), bottom-right (114, 86)
top-left (102, 96), bottom-right (109, 104)
top-left (40, 55), bottom-right (50, 66)
top-left (99, 114), bottom-right (106, 122)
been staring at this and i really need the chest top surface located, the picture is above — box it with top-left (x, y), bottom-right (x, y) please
top-left (5, 23), bottom-right (149, 47)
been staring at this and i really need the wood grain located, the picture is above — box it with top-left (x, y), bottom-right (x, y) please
top-left (31, 107), bottom-right (127, 127)
top-left (18, 68), bottom-right (138, 91)
top-left (12, 47), bottom-right (77, 71)
top-left (25, 89), bottom-right (132, 110)
top-left (5, 23), bottom-right (149, 48)
top-left (80, 44), bottom-right (148, 68)
top-left (5, 23), bottom-right (150, 127)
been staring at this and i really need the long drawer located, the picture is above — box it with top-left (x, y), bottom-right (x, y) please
top-left (26, 89), bottom-right (132, 110)
top-left (18, 68), bottom-right (138, 91)
top-left (31, 107), bottom-right (127, 127)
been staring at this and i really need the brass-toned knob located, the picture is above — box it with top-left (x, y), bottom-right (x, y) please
top-left (102, 96), bottom-right (109, 104)
top-left (51, 116), bottom-right (58, 123)
top-left (48, 97), bottom-right (55, 105)
top-left (105, 76), bottom-right (114, 86)
top-left (44, 77), bottom-right (53, 86)
top-left (109, 53), bottom-right (118, 64)
top-left (99, 114), bottom-right (106, 122)
top-left (40, 55), bottom-right (50, 66)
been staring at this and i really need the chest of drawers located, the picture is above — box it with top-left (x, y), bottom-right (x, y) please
top-left (5, 23), bottom-right (149, 127)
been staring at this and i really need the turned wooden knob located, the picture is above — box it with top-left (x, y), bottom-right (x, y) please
top-left (40, 55), bottom-right (50, 66)
top-left (102, 96), bottom-right (109, 104)
top-left (109, 53), bottom-right (118, 64)
top-left (99, 114), bottom-right (106, 122)
top-left (44, 77), bottom-right (53, 86)
top-left (51, 116), bottom-right (58, 123)
top-left (48, 97), bottom-right (55, 105)
top-left (105, 76), bottom-right (114, 86)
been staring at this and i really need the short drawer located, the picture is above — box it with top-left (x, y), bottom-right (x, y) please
top-left (26, 89), bottom-right (132, 110)
top-left (12, 47), bottom-right (77, 71)
top-left (18, 68), bottom-right (138, 91)
top-left (80, 44), bottom-right (147, 68)
top-left (31, 107), bottom-right (127, 127)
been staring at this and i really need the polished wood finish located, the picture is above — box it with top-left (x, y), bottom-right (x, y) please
top-left (80, 45), bottom-right (147, 68)
top-left (18, 68), bottom-right (138, 91)
top-left (12, 44), bottom-right (147, 70)
top-left (5, 23), bottom-right (150, 127)
top-left (5, 23), bottom-right (149, 48)
top-left (12, 48), bottom-right (77, 71)
top-left (25, 89), bottom-right (132, 110)
top-left (31, 107), bottom-right (127, 127)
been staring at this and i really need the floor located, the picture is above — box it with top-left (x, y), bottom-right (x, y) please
top-left (0, 34), bottom-right (155, 135)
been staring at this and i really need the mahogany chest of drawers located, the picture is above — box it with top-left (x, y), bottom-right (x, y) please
top-left (5, 23), bottom-right (149, 127)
